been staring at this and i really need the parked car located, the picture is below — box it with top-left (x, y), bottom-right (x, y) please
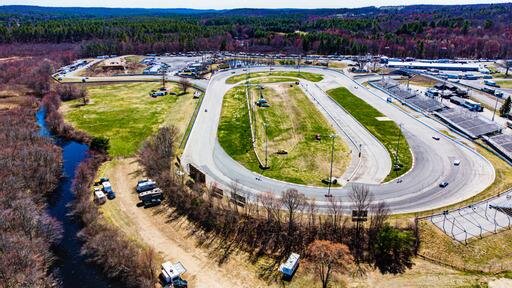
top-left (102, 181), bottom-right (116, 199)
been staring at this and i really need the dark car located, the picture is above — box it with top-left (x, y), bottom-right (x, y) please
top-left (106, 191), bottom-right (116, 200)
top-left (439, 181), bottom-right (449, 188)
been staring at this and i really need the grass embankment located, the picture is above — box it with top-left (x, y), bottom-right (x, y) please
top-left (399, 75), bottom-right (437, 88)
top-left (327, 87), bottom-right (412, 181)
top-left (495, 80), bottom-right (512, 88)
top-left (218, 83), bottom-right (349, 185)
top-left (226, 71), bottom-right (323, 84)
top-left (419, 220), bottom-right (512, 274)
top-left (62, 82), bottom-right (198, 157)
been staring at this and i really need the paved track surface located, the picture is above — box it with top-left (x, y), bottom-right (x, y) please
top-left (181, 66), bottom-right (495, 213)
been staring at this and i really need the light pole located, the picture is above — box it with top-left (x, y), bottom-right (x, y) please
top-left (325, 134), bottom-right (336, 198)
top-left (263, 122), bottom-right (269, 169)
top-left (492, 95), bottom-right (499, 121)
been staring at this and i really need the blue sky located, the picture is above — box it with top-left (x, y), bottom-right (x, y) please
top-left (2, 0), bottom-right (511, 9)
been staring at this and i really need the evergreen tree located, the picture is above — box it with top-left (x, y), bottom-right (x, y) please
top-left (500, 96), bottom-right (511, 117)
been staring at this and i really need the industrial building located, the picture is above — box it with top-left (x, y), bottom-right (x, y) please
top-left (388, 61), bottom-right (480, 71)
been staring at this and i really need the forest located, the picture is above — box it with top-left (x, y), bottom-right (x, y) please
top-left (1, 3), bottom-right (512, 58)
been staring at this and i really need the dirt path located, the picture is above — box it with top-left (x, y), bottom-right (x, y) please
top-left (107, 158), bottom-right (271, 288)
top-left (105, 158), bottom-right (499, 288)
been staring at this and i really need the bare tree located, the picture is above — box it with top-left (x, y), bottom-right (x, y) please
top-left (350, 184), bottom-right (373, 264)
top-left (306, 198), bottom-right (318, 229)
top-left (259, 191), bottom-right (281, 222)
top-left (281, 189), bottom-right (306, 237)
top-left (328, 196), bottom-right (344, 229)
top-left (178, 78), bottom-right (192, 94)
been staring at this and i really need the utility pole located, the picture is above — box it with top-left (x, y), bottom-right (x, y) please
top-left (297, 55), bottom-right (301, 75)
top-left (492, 95), bottom-right (499, 121)
top-left (325, 134), bottom-right (336, 198)
top-left (161, 66), bottom-right (167, 89)
top-left (263, 122), bottom-right (269, 169)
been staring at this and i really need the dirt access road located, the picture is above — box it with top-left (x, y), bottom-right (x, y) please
top-left (104, 159), bottom-right (498, 288)
top-left (105, 158), bottom-right (271, 288)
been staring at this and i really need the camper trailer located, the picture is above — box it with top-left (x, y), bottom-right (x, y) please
top-left (161, 261), bottom-right (187, 288)
top-left (94, 188), bottom-right (107, 205)
top-left (279, 253), bottom-right (300, 278)
top-left (136, 179), bottom-right (157, 193)
top-left (138, 188), bottom-right (164, 207)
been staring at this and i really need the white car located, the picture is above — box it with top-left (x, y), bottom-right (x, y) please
top-left (432, 135), bottom-right (440, 140)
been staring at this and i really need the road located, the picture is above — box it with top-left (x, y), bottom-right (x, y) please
top-left (181, 66), bottom-right (495, 214)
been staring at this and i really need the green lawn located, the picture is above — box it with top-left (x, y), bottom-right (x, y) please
top-left (218, 83), bottom-right (349, 185)
top-left (62, 82), bottom-right (198, 157)
top-left (226, 71), bottom-right (323, 84)
top-left (327, 87), bottom-right (412, 181)
top-left (247, 76), bottom-right (298, 84)
top-left (495, 80), bottom-right (512, 88)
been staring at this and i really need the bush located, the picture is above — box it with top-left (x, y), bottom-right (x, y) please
top-left (90, 136), bottom-right (110, 153)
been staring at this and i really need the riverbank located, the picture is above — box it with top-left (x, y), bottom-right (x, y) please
top-left (37, 108), bottom-right (122, 288)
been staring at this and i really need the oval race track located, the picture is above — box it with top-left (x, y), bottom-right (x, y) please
top-left (181, 66), bottom-right (495, 214)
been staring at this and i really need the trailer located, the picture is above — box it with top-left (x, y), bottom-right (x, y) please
top-left (94, 189), bottom-right (107, 205)
top-left (136, 179), bottom-right (157, 193)
top-left (279, 253), bottom-right (300, 279)
top-left (484, 79), bottom-right (499, 88)
top-left (463, 99), bottom-right (483, 112)
top-left (481, 86), bottom-right (496, 95)
top-left (161, 261), bottom-right (187, 288)
top-left (102, 181), bottom-right (116, 200)
top-left (138, 188), bottom-right (164, 207)
top-left (450, 96), bottom-right (465, 106)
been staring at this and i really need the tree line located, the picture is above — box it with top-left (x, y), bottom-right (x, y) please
top-left (138, 126), bottom-right (418, 286)
top-left (0, 93), bottom-right (62, 287)
top-left (0, 44), bottom-right (159, 288)
top-left (1, 4), bottom-right (512, 58)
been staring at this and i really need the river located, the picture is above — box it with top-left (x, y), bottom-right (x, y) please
top-left (36, 108), bottom-right (122, 288)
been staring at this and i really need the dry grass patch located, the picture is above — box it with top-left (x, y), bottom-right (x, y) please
top-left (418, 221), bottom-right (512, 273)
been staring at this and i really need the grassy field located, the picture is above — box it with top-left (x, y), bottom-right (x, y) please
top-left (418, 220), bottom-right (512, 274)
top-left (399, 75), bottom-right (438, 88)
top-left (327, 87), bottom-right (413, 181)
top-left (62, 82), bottom-right (198, 157)
top-left (247, 76), bottom-right (298, 84)
top-left (495, 80), bottom-right (512, 88)
top-left (218, 83), bottom-right (349, 185)
top-left (226, 71), bottom-right (323, 84)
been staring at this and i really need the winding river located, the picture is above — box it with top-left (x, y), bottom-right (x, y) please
top-left (36, 108), bottom-right (121, 288)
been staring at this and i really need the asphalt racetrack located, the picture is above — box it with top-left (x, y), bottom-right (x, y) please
top-left (181, 66), bottom-right (495, 214)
